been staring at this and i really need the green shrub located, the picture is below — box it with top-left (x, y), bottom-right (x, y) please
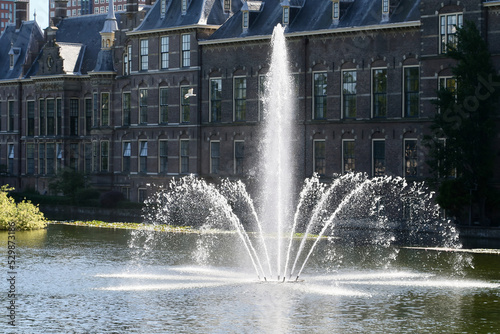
top-left (0, 185), bottom-right (47, 230)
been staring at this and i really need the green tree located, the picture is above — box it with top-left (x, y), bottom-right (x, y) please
top-left (0, 185), bottom-right (47, 230)
top-left (49, 168), bottom-right (87, 201)
top-left (426, 20), bottom-right (500, 224)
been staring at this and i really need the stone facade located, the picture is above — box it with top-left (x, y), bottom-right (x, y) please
top-left (0, 0), bottom-right (499, 205)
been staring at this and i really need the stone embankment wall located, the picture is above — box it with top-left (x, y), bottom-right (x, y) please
top-left (40, 205), bottom-right (143, 223)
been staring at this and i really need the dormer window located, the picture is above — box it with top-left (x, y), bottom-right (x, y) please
top-left (224, 0), bottom-right (230, 12)
top-left (161, 0), bottom-right (166, 18)
top-left (9, 54), bottom-right (14, 69)
top-left (182, 0), bottom-right (187, 14)
top-left (382, 0), bottom-right (389, 13)
top-left (242, 11), bottom-right (249, 29)
top-left (283, 6), bottom-right (290, 25)
top-left (333, 1), bottom-right (339, 19)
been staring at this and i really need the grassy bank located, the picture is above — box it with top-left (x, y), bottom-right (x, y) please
top-left (50, 220), bottom-right (195, 233)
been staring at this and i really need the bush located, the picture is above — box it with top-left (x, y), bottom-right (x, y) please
top-left (100, 190), bottom-right (125, 208)
top-left (76, 188), bottom-right (101, 202)
top-left (0, 185), bottom-right (47, 231)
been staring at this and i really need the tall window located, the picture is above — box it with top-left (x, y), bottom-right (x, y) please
top-left (181, 87), bottom-right (190, 123)
top-left (210, 141), bottom-right (220, 174)
top-left (313, 72), bottom-right (327, 120)
top-left (39, 143), bottom-right (46, 174)
top-left (382, 0), bottom-right (389, 13)
top-left (56, 143), bottom-right (62, 172)
top-left (46, 143), bottom-right (55, 175)
top-left (242, 11), bottom-right (249, 29)
top-left (8, 101), bottom-right (14, 132)
top-left (92, 141), bottom-right (98, 172)
top-left (139, 88), bottom-right (148, 124)
top-left (332, 1), bottom-right (339, 19)
top-left (70, 99), bottom-right (79, 136)
top-left (139, 141), bottom-right (147, 173)
top-left (56, 98), bottom-right (62, 135)
top-left (283, 7), bottom-right (289, 25)
top-left (373, 140), bottom-right (385, 177)
top-left (160, 36), bottom-right (169, 69)
top-left (69, 143), bottom-right (79, 170)
top-left (234, 77), bottom-right (246, 121)
top-left (27, 143), bottom-right (35, 174)
top-left (39, 99), bottom-right (45, 135)
top-left (46, 99), bottom-right (55, 135)
top-left (224, 0), bottom-right (230, 11)
top-left (123, 44), bottom-right (132, 75)
top-left (93, 93), bottom-right (99, 127)
top-left (404, 67), bottom-right (419, 117)
top-left (372, 68), bottom-right (387, 118)
top-left (159, 88), bottom-right (168, 124)
top-left (122, 92), bottom-right (131, 126)
top-left (180, 139), bottom-right (189, 173)
top-left (314, 140), bottom-right (326, 176)
top-left (84, 143), bottom-right (92, 173)
top-left (234, 141), bottom-right (244, 174)
top-left (7, 144), bottom-right (14, 174)
top-left (122, 142), bottom-right (131, 172)
top-left (440, 13), bottom-right (463, 53)
top-left (159, 140), bottom-right (168, 173)
top-left (160, 0), bottom-right (166, 17)
top-left (342, 70), bottom-right (357, 118)
top-left (181, 0), bottom-right (187, 13)
top-left (101, 141), bottom-right (109, 172)
top-left (140, 39), bottom-right (149, 71)
top-left (85, 98), bottom-right (92, 133)
top-left (101, 92), bottom-right (110, 126)
top-left (404, 139), bottom-right (418, 177)
top-left (258, 75), bottom-right (266, 121)
top-left (210, 78), bottom-right (222, 122)
top-left (27, 101), bottom-right (35, 136)
top-left (182, 34), bottom-right (190, 67)
top-left (342, 140), bottom-right (355, 173)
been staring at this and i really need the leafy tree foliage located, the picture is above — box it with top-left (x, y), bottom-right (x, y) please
top-left (426, 21), bottom-right (500, 224)
top-left (0, 185), bottom-right (47, 230)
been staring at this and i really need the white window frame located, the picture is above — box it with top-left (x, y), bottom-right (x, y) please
top-left (342, 139), bottom-right (355, 174)
top-left (402, 65), bottom-right (420, 118)
top-left (313, 139), bottom-right (326, 176)
top-left (372, 139), bottom-right (385, 177)
top-left (210, 140), bottom-right (220, 174)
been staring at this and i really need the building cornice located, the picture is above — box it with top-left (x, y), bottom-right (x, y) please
top-left (200, 21), bottom-right (421, 46)
top-left (126, 24), bottom-right (221, 36)
top-left (30, 74), bottom-right (91, 81)
top-left (483, 1), bottom-right (500, 7)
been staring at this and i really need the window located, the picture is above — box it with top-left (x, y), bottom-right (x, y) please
top-left (46, 99), bottom-right (55, 135)
top-left (234, 141), bottom-right (244, 174)
top-left (234, 77), bottom-right (247, 121)
top-left (8, 100), bottom-right (14, 132)
top-left (8, 144), bottom-right (14, 174)
top-left (382, 0), bottom-right (389, 13)
top-left (224, 0), bottom-right (230, 11)
top-left (139, 88), bottom-right (148, 124)
top-left (101, 141), bottom-right (109, 172)
top-left (84, 143), bottom-right (92, 173)
top-left (313, 140), bottom-right (326, 176)
top-left (440, 13), bottom-right (463, 53)
top-left (85, 98), bottom-right (92, 133)
top-left (181, 87), bottom-right (190, 123)
top-left (404, 139), bottom-right (418, 177)
top-left (56, 99), bottom-right (62, 135)
top-left (258, 74), bottom-right (266, 121)
top-left (160, 36), bottom-right (169, 69)
top-left (439, 76), bottom-right (457, 95)
top-left (27, 101), bottom-right (35, 136)
top-left (342, 70), bottom-right (356, 118)
top-left (160, 0), bottom-right (166, 17)
top-left (56, 143), bottom-right (62, 172)
top-left (101, 93), bottom-right (110, 126)
top-left (122, 92), bottom-right (131, 126)
top-left (121, 187), bottom-right (130, 200)
top-left (46, 143), bottom-right (55, 175)
top-left (182, 34), bottom-right (190, 67)
top-left (342, 140), bottom-right (355, 173)
top-left (332, 1), bottom-right (339, 19)
top-left (313, 72), bottom-right (327, 120)
top-left (139, 141), bottom-right (147, 173)
top-left (123, 45), bottom-right (132, 75)
top-left (242, 11), bottom-right (249, 29)
top-left (159, 88), bottom-right (168, 124)
top-left (39, 99), bottom-right (45, 135)
top-left (210, 141), bottom-right (220, 174)
top-left (93, 93), bottom-right (99, 127)
top-left (404, 67), bottom-right (419, 117)
top-left (181, 0), bottom-right (187, 13)
top-left (159, 140), bottom-right (168, 173)
top-left (180, 140), bottom-right (189, 173)
top-left (70, 99), bottom-right (79, 136)
top-left (138, 188), bottom-right (147, 203)
top-left (373, 140), bottom-right (385, 177)
top-left (122, 142), bottom-right (131, 172)
top-left (283, 7), bottom-right (289, 25)
top-left (69, 143), bottom-right (79, 170)
top-left (92, 141), bottom-right (98, 172)
top-left (39, 143), bottom-right (46, 174)
top-left (27, 143), bottom-right (35, 174)
top-left (372, 68), bottom-right (387, 118)
top-left (210, 78), bottom-right (222, 122)
top-left (140, 39), bottom-right (148, 71)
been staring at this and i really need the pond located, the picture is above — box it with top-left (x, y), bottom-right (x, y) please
top-left (1, 224), bottom-right (499, 333)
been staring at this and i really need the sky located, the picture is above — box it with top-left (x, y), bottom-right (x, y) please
top-left (30, 0), bottom-right (49, 30)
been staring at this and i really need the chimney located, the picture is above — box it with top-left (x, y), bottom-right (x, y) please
top-left (52, 0), bottom-right (68, 26)
top-left (15, 0), bottom-right (28, 30)
top-left (127, 0), bottom-right (138, 14)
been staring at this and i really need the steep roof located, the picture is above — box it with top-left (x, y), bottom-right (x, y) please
top-left (208, 0), bottom-right (420, 40)
top-left (0, 21), bottom-right (44, 80)
top-left (134, 0), bottom-right (241, 31)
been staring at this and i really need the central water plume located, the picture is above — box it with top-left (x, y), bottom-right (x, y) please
top-left (259, 24), bottom-right (296, 280)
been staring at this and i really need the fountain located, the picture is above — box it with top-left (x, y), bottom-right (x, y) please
top-left (143, 25), bottom-right (462, 282)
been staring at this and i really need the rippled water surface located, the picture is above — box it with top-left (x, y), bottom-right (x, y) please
top-left (1, 224), bottom-right (500, 333)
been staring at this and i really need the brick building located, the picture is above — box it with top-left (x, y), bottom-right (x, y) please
top-left (0, 0), bottom-right (499, 219)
